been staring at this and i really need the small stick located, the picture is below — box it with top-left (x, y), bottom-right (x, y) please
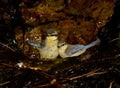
top-left (67, 68), bottom-right (106, 81)
top-left (109, 81), bottom-right (114, 88)
top-left (109, 38), bottom-right (120, 43)
top-left (0, 42), bottom-right (15, 52)
top-left (0, 81), bottom-right (10, 86)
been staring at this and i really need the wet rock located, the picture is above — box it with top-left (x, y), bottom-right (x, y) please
top-left (19, 0), bottom-right (116, 44)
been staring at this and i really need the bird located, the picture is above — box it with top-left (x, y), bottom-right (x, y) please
top-left (58, 38), bottom-right (100, 58)
top-left (28, 29), bottom-right (100, 60)
top-left (28, 29), bottom-right (59, 60)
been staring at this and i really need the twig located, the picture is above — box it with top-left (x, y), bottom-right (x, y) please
top-left (57, 54), bottom-right (120, 73)
top-left (109, 38), bottom-right (120, 43)
top-left (1, 62), bottom-right (63, 88)
top-left (0, 81), bottom-right (10, 86)
top-left (35, 68), bottom-right (106, 88)
top-left (1, 62), bottom-right (42, 71)
top-left (109, 81), bottom-right (114, 88)
top-left (39, 71), bottom-right (63, 88)
top-left (0, 42), bottom-right (15, 52)
top-left (33, 83), bottom-right (51, 88)
top-left (33, 81), bottom-right (64, 88)
top-left (67, 68), bottom-right (106, 81)
top-left (1, 63), bottom-right (14, 67)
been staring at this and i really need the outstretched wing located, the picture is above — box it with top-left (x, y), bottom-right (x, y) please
top-left (28, 39), bottom-right (41, 48)
top-left (65, 44), bottom-right (85, 56)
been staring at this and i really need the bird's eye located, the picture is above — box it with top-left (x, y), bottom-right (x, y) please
top-left (58, 42), bottom-right (65, 47)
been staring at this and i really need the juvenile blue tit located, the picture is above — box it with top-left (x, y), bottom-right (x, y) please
top-left (28, 29), bottom-right (59, 60)
top-left (58, 38), bottom-right (100, 58)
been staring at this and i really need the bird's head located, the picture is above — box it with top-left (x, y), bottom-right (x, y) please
top-left (58, 41), bottom-right (66, 48)
top-left (47, 28), bottom-right (58, 36)
top-left (46, 29), bottom-right (58, 42)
